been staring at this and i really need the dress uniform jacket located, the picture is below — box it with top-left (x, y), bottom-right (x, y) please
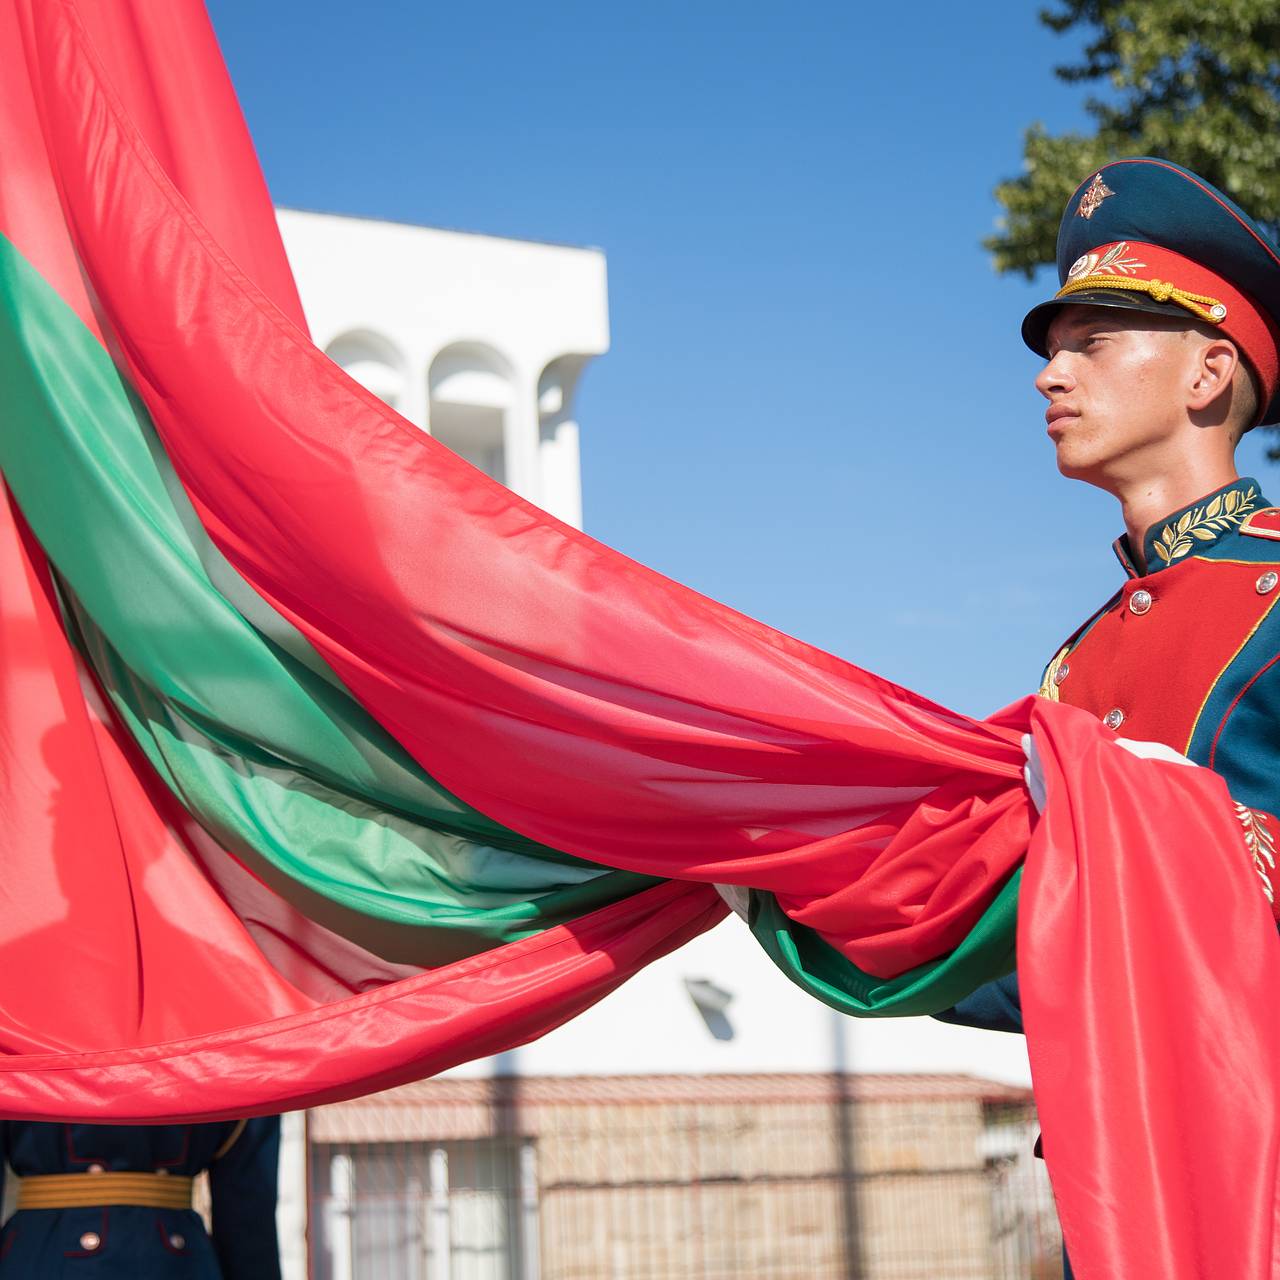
top-left (942, 475), bottom-right (1280, 1028)
top-left (0, 1119), bottom-right (282, 1279)
top-left (938, 477), bottom-right (1280, 1280)
top-left (1040, 474), bottom-right (1280, 844)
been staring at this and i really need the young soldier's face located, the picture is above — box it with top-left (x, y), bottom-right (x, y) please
top-left (1035, 305), bottom-right (1201, 488)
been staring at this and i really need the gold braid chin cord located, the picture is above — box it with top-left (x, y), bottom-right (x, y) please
top-left (1056, 275), bottom-right (1228, 326)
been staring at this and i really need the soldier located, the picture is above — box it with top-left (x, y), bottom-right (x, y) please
top-left (937, 157), bottom-right (1280, 1276)
top-left (0, 1119), bottom-right (282, 1278)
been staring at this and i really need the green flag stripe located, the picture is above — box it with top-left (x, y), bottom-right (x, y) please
top-left (749, 872), bottom-right (1019, 1016)
top-left (0, 231), bottom-right (656, 954)
top-left (56, 582), bottom-right (652, 964)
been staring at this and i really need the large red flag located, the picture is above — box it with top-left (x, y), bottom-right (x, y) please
top-left (1, 2), bottom-right (1278, 1274)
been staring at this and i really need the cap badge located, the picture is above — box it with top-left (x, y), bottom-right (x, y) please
top-left (1076, 173), bottom-right (1115, 220)
top-left (1067, 241), bottom-right (1145, 282)
top-left (1067, 252), bottom-right (1097, 280)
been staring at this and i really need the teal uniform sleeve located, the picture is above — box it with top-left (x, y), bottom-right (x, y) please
top-left (933, 972), bottom-right (1024, 1034)
top-left (209, 1116), bottom-right (283, 1280)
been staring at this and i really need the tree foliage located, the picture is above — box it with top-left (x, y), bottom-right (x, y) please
top-left (987, 0), bottom-right (1280, 278)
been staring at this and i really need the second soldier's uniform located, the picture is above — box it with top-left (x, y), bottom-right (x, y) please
top-left (0, 1119), bottom-right (282, 1279)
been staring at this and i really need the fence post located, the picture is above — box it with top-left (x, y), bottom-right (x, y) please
top-left (428, 1146), bottom-right (451, 1280)
top-left (519, 1138), bottom-right (540, 1280)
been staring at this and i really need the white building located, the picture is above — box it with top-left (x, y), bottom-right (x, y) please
top-left (275, 210), bottom-right (1039, 1279)
top-left (278, 209), bottom-right (603, 530)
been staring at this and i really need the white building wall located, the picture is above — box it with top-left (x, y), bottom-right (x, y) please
top-left (277, 209), bottom-right (607, 527)
top-left (459, 915), bottom-right (1031, 1084)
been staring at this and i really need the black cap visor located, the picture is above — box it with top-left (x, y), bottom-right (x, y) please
top-left (1021, 289), bottom-right (1206, 358)
top-left (1022, 288), bottom-right (1280, 428)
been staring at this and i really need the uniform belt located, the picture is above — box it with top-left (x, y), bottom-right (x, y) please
top-left (17, 1172), bottom-right (194, 1210)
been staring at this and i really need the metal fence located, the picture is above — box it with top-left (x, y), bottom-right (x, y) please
top-left (307, 1077), bottom-right (1064, 1280)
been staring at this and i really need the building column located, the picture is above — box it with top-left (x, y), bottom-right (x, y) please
top-left (537, 356), bottom-right (588, 528)
top-left (539, 417), bottom-right (583, 529)
top-left (402, 351), bottom-right (430, 433)
top-left (503, 374), bottom-right (542, 504)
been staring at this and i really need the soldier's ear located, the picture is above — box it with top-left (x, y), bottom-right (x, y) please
top-left (1188, 337), bottom-right (1240, 421)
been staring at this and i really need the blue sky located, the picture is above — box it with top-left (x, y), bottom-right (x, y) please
top-left (206, 1), bottom-right (1278, 719)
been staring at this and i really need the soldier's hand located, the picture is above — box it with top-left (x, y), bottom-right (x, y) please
top-left (1113, 737), bottom-right (1196, 768)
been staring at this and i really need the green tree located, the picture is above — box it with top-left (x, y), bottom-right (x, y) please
top-left (987, 0), bottom-right (1280, 278)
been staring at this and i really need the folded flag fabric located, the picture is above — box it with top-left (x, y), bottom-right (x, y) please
top-left (2, 2), bottom-right (1278, 1275)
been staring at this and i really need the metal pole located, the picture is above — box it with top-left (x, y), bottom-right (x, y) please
top-left (831, 1009), bottom-right (866, 1280)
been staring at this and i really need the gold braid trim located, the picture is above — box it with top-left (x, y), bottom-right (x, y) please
top-left (1056, 274), bottom-right (1227, 326)
top-left (213, 1118), bottom-right (248, 1160)
top-left (1235, 802), bottom-right (1276, 906)
top-left (1152, 485), bottom-right (1257, 564)
top-left (1038, 646), bottom-right (1069, 701)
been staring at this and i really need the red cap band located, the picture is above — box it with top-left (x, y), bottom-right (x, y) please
top-left (1064, 240), bottom-right (1280, 417)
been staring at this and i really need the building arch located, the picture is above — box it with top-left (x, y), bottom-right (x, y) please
top-left (325, 329), bottom-right (408, 411)
top-left (535, 356), bottom-right (590, 528)
top-left (536, 355), bottom-right (589, 425)
top-left (427, 341), bottom-right (516, 483)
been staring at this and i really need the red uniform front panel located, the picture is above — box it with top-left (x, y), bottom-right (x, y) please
top-left (1055, 557), bottom-right (1280, 751)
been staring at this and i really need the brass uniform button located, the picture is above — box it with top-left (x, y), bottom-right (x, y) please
top-left (1053, 662), bottom-right (1070, 686)
top-left (1103, 708), bottom-right (1125, 731)
top-left (1129, 589), bottom-right (1153, 615)
top-left (168, 1233), bottom-right (186, 1250)
top-left (86, 1163), bottom-right (105, 1174)
top-left (79, 1231), bottom-right (101, 1252)
top-left (154, 1167), bottom-right (169, 1176)
top-left (1257, 571), bottom-right (1278, 595)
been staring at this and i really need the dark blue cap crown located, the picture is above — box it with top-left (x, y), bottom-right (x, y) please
top-left (1021, 157), bottom-right (1280, 427)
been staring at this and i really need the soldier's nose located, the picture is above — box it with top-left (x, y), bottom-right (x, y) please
top-left (1035, 358), bottom-right (1075, 399)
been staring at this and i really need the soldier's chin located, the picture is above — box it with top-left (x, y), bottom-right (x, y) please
top-left (1053, 442), bottom-right (1103, 482)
